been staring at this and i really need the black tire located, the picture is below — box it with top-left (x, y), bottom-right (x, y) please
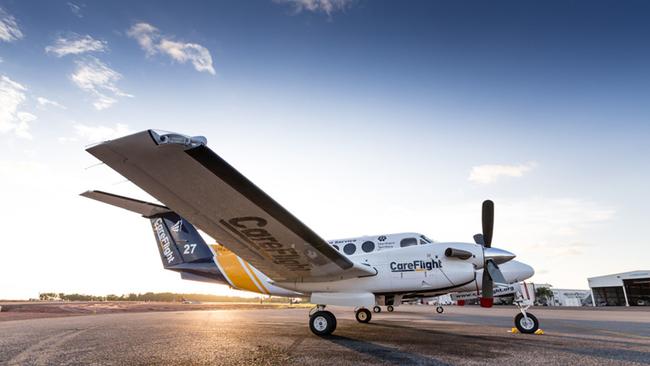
top-left (436, 306), bottom-right (444, 314)
top-left (514, 312), bottom-right (539, 334)
top-left (355, 308), bottom-right (372, 323)
top-left (373, 306), bottom-right (381, 313)
top-left (309, 311), bottom-right (337, 336)
top-left (387, 305), bottom-right (394, 312)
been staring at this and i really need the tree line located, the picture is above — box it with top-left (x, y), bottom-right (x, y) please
top-left (37, 292), bottom-right (292, 303)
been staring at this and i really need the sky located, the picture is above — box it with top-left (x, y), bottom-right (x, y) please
top-left (1, 0), bottom-right (649, 299)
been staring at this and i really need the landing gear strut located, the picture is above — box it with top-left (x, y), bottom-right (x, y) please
top-left (309, 305), bottom-right (336, 336)
top-left (513, 291), bottom-right (539, 334)
top-left (355, 308), bottom-right (372, 323)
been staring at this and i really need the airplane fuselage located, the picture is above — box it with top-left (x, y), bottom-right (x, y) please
top-left (209, 236), bottom-right (534, 303)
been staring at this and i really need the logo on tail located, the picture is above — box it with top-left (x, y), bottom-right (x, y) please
top-left (171, 220), bottom-right (183, 233)
top-left (153, 218), bottom-right (176, 264)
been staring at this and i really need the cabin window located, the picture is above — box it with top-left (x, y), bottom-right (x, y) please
top-left (400, 237), bottom-right (418, 247)
top-left (332, 245), bottom-right (339, 251)
top-left (343, 243), bottom-right (356, 255)
top-left (361, 241), bottom-right (375, 253)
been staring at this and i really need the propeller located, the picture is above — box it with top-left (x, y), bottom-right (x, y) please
top-left (477, 200), bottom-right (512, 308)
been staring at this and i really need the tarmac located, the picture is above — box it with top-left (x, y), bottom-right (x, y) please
top-left (1, 305), bottom-right (649, 365)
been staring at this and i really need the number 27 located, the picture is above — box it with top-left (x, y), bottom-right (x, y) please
top-left (183, 244), bottom-right (196, 254)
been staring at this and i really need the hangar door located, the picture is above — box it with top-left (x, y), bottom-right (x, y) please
top-left (592, 286), bottom-right (626, 306)
top-left (624, 278), bottom-right (650, 306)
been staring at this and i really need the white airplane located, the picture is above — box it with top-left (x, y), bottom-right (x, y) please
top-left (82, 129), bottom-right (540, 336)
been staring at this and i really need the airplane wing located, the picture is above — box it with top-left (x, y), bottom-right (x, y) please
top-left (85, 130), bottom-right (376, 282)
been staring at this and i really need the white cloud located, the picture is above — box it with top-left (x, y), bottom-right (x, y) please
top-left (468, 161), bottom-right (537, 184)
top-left (45, 34), bottom-right (107, 57)
top-left (37, 97), bottom-right (66, 109)
top-left (72, 123), bottom-right (132, 142)
top-left (0, 7), bottom-right (23, 42)
top-left (158, 39), bottom-right (215, 75)
top-left (126, 22), bottom-right (158, 55)
top-left (70, 57), bottom-right (132, 110)
top-left (127, 22), bottom-right (215, 75)
top-left (0, 75), bottom-right (36, 139)
top-left (67, 2), bottom-right (83, 18)
top-left (274, 0), bottom-right (353, 15)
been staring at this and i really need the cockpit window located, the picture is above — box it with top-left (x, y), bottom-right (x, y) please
top-left (332, 245), bottom-right (339, 251)
top-left (419, 235), bottom-right (433, 244)
top-left (361, 241), bottom-right (375, 253)
top-left (343, 243), bottom-right (357, 255)
top-left (400, 237), bottom-right (418, 247)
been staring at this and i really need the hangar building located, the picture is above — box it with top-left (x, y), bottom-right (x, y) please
top-left (588, 270), bottom-right (650, 306)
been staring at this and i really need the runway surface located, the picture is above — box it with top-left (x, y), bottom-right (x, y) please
top-left (1, 305), bottom-right (649, 365)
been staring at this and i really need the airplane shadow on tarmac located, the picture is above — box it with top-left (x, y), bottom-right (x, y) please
top-left (324, 334), bottom-right (452, 366)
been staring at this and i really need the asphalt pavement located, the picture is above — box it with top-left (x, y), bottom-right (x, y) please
top-left (1, 305), bottom-right (649, 365)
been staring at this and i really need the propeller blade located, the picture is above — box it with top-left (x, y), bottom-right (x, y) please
top-left (481, 200), bottom-right (494, 248)
top-left (486, 260), bottom-right (507, 284)
top-left (480, 269), bottom-right (493, 307)
top-left (473, 233), bottom-right (484, 245)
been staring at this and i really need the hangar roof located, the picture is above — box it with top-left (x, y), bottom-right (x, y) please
top-left (588, 270), bottom-right (650, 288)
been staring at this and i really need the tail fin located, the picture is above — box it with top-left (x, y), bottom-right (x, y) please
top-left (150, 212), bottom-right (214, 267)
top-left (81, 190), bottom-right (214, 268)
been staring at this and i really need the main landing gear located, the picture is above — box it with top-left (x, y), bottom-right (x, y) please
top-left (513, 293), bottom-right (540, 334)
top-left (309, 305), bottom-right (378, 336)
top-left (355, 307), bottom-right (372, 323)
top-left (309, 305), bottom-right (337, 336)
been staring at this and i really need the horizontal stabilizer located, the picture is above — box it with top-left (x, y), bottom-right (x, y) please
top-left (81, 190), bottom-right (171, 217)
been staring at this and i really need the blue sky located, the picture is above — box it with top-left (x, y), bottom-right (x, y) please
top-left (1, 0), bottom-right (649, 299)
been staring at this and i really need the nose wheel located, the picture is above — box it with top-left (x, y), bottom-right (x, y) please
top-left (514, 312), bottom-right (539, 334)
top-left (355, 308), bottom-right (372, 323)
top-left (436, 306), bottom-right (444, 314)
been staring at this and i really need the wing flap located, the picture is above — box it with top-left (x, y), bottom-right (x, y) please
top-left (86, 130), bottom-right (375, 282)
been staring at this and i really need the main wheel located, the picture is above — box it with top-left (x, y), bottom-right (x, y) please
top-left (387, 305), bottom-right (394, 312)
top-left (514, 312), bottom-right (539, 334)
top-left (373, 306), bottom-right (381, 313)
top-left (436, 306), bottom-right (444, 314)
top-left (309, 311), bottom-right (337, 336)
top-left (355, 308), bottom-right (372, 323)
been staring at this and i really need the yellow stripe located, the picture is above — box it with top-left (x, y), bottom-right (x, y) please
top-left (214, 246), bottom-right (263, 294)
top-left (242, 260), bottom-right (269, 294)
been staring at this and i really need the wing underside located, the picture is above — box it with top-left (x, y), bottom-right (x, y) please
top-left (85, 130), bottom-right (375, 282)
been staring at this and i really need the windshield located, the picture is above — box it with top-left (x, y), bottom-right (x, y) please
top-left (419, 235), bottom-right (434, 244)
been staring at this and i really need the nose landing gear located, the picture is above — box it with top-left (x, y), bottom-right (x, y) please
top-left (513, 292), bottom-right (540, 334)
